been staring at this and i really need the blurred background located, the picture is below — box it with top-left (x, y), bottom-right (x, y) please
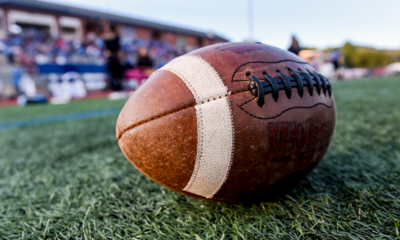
top-left (0, 0), bottom-right (399, 105)
top-left (1, 1), bottom-right (400, 238)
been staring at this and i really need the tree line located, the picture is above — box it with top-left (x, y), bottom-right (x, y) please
top-left (340, 42), bottom-right (399, 68)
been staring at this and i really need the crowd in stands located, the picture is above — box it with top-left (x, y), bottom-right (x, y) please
top-left (0, 27), bottom-right (187, 70)
top-left (0, 26), bottom-right (193, 100)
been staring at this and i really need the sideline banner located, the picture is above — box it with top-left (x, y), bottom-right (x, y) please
top-left (37, 64), bottom-right (107, 74)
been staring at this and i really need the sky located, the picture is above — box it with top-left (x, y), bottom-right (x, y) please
top-left (43, 0), bottom-right (400, 50)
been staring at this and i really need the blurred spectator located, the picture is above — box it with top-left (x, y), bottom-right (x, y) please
top-left (310, 57), bottom-right (319, 70)
top-left (48, 72), bottom-right (87, 104)
top-left (10, 57), bottom-right (24, 94)
top-left (320, 59), bottom-right (335, 80)
top-left (0, 25), bottom-right (186, 69)
top-left (101, 20), bottom-right (119, 91)
top-left (331, 48), bottom-right (342, 79)
top-left (123, 47), bottom-right (154, 90)
top-left (137, 47), bottom-right (154, 77)
top-left (288, 35), bottom-right (301, 56)
top-left (0, 23), bottom-right (197, 99)
top-left (1, 28), bottom-right (106, 66)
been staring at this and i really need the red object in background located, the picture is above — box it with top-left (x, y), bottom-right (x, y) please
top-left (373, 68), bottom-right (387, 77)
top-left (57, 38), bottom-right (66, 50)
top-left (0, 98), bottom-right (18, 106)
top-left (124, 66), bottom-right (149, 84)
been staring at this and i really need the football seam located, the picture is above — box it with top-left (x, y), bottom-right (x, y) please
top-left (238, 101), bottom-right (334, 120)
top-left (117, 88), bottom-right (250, 140)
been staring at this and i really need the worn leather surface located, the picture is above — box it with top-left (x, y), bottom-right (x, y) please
top-left (117, 42), bottom-right (336, 203)
top-left (213, 89), bottom-right (335, 202)
top-left (118, 107), bottom-right (198, 192)
top-left (116, 70), bottom-right (195, 139)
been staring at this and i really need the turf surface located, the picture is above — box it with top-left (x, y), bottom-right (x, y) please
top-left (0, 77), bottom-right (400, 239)
top-left (0, 98), bottom-right (126, 124)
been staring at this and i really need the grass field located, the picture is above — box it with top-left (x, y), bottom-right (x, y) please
top-left (1, 77), bottom-right (400, 239)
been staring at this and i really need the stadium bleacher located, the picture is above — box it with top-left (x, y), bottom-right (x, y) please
top-left (0, 0), bottom-right (227, 100)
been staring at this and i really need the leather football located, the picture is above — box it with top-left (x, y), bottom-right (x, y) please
top-left (116, 42), bottom-right (336, 203)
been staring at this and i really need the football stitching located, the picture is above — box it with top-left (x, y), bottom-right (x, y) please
top-left (117, 102), bottom-right (195, 140)
top-left (117, 89), bottom-right (248, 140)
top-left (231, 65), bottom-right (313, 82)
top-left (183, 97), bottom-right (235, 198)
top-left (118, 77), bottom-right (330, 140)
top-left (209, 97), bottom-right (236, 198)
top-left (183, 106), bottom-right (203, 191)
top-left (231, 60), bottom-right (311, 83)
top-left (245, 70), bottom-right (332, 108)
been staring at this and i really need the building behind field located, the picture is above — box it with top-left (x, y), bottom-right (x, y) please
top-left (0, 0), bottom-right (227, 50)
top-left (0, 0), bottom-right (228, 99)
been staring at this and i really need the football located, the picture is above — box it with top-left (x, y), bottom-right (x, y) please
top-left (116, 42), bottom-right (336, 203)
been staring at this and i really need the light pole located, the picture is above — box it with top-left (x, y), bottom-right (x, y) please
top-left (247, 0), bottom-right (253, 42)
